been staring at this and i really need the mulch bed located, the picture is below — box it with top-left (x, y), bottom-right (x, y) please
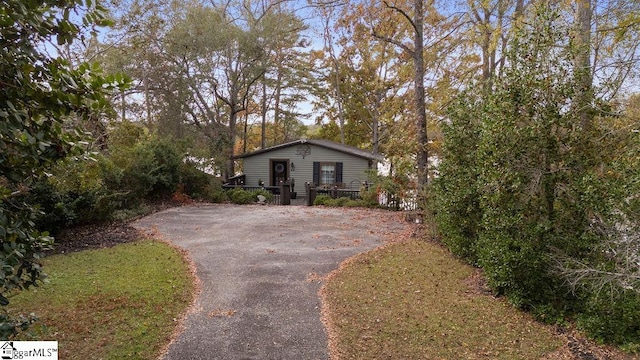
top-left (48, 201), bottom-right (179, 254)
top-left (51, 222), bottom-right (143, 254)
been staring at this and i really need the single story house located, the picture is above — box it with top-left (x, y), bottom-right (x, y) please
top-left (235, 139), bottom-right (384, 198)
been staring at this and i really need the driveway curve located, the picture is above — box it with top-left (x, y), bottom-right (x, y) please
top-left (134, 204), bottom-right (413, 360)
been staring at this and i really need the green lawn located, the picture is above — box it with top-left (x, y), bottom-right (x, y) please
top-left (322, 240), bottom-right (563, 360)
top-left (8, 240), bottom-right (195, 360)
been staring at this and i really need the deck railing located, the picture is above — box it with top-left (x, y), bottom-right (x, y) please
top-left (315, 185), bottom-right (420, 211)
top-left (221, 185), bottom-right (282, 205)
top-left (222, 184), bottom-right (420, 211)
top-left (316, 188), bottom-right (362, 200)
top-left (377, 190), bottom-right (420, 211)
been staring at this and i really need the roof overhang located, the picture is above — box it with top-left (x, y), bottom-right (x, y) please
top-left (235, 139), bottom-right (384, 162)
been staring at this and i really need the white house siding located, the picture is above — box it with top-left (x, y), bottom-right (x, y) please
top-left (241, 144), bottom-right (372, 198)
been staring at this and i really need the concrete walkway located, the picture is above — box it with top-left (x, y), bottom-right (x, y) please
top-left (133, 204), bottom-right (410, 360)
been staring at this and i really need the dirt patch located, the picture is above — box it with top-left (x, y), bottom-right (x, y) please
top-left (463, 268), bottom-right (493, 296)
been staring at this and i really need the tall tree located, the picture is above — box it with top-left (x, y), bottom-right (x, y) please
top-left (315, 3), bottom-right (348, 144)
top-left (370, 0), bottom-right (463, 187)
top-left (164, 3), bottom-right (268, 179)
top-left (372, 0), bottom-right (429, 187)
top-left (248, 2), bottom-right (313, 149)
top-left (322, 1), bottom-right (410, 157)
top-left (100, 0), bottom-right (314, 176)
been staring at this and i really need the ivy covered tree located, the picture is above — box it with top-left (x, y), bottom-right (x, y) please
top-left (0, 0), bottom-right (126, 337)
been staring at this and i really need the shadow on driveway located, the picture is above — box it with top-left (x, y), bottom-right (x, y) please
top-left (134, 204), bottom-right (413, 360)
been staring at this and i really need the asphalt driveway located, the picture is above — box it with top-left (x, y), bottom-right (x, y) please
top-left (133, 204), bottom-right (411, 360)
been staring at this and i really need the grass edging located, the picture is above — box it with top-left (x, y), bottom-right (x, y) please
top-left (8, 239), bottom-right (198, 359)
top-left (320, 239), bottom-right (563, 360)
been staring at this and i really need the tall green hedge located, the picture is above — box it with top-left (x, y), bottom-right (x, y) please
top-left (434, 6), bottom-right (640, 348)
top-left (434, 96), bottom-right (482, 262)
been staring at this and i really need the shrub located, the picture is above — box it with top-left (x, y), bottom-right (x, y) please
top-left (110, 204), bottom-right (152, 222)
top-left (251, 189), bottom-right (273, 202)
top-left (344, 200), bottom-right (363, 208)
top-left (28, 138), bottom-right (197, 234)
top-left (108, 121), bottom-right (149, 149)
top-left (359, 189), bottom-right (380, 208)
top-left (332, 197), bottom-right (350, 207)
top-left (118, 139), bottom-right (182, 201)
top-left (176, 163), bottom-right (225, 203)
top-left (314, 194), bottom-right (375, 208)
top-left (27, 180), bottom-right (70, 234)
top-left (148, 140), bottom-right (182, 196)
top-left (577, 290), bottom-right (640, 349)
top-left (178, 162), bottom-right (212, 199)
top-left (29, 158), bottom-right (122, 233)
top-left (433, 95), bottom-right (482, 262)
top-left (202, 182), bottom-right (227, 203)
top-left (314, 195), bottom-right (332, 206)
top-left (220, 188), bottom-right (271, 205)
top-left (434, 6), bottom-right (640, 347)
top-left (227, 188), bottom-right (256, 204)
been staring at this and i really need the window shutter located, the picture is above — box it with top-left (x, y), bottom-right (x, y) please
top-left (335, 162), bottom-right (343, 183)
top-left (313, 162), bottom-right (320, 185)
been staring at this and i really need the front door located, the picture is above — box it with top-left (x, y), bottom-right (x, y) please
top-left (271, 160), bottom-right (289, 186)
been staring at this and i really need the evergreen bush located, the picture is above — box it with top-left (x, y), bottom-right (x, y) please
top-left (313, 195), bottom-right (332, 206)
top-left (227, 188), bottom-right (256, 204)
top-left (434, 5), bottom-right (640, 347)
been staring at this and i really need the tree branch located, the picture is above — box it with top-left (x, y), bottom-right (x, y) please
top-left (372, 31), bottom-right (415, 56)
top-left (383, 0), bottom-right (418, 34)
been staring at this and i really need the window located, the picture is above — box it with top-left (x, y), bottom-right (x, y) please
top-left (313, 162), bottom-right (343, 186)
top-left (320, 163), bottom-right (335, 186)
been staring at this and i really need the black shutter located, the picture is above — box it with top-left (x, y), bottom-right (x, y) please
top-left (313, 162), bottom-right (320, 185)
top-left (335, 162), bottom-right (343, 184)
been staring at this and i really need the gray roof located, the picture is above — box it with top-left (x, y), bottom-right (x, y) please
top-left (235, 139), bottom-right (384, 161)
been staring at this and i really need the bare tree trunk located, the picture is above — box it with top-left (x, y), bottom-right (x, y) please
top-left (322, 13), bottom-right (346, 144)
top-left (481, 6), bottom-right (493, 82)
top-left (226, 108), bottom-right (238, 180)
top-left (375, 0), bottom-right (429, 187)
top-left (372, 107), bottom-right (380, 155)
top-left (413, 0), bottom-right (428, 188)
top-left (261, 80), bottom-right (267, 149)
top-left (575, 0), bottom-right (593, 131)
top-left (143, 67), bottom-right (152, 124)
top-left (515, 0), bottom-right (525, 17)
top-left (333, 62), bottom-right (346, 144)
top-left (273, 64), bottom-right (283, 143)
top-left (243, 110), bottom-right (248, 154)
